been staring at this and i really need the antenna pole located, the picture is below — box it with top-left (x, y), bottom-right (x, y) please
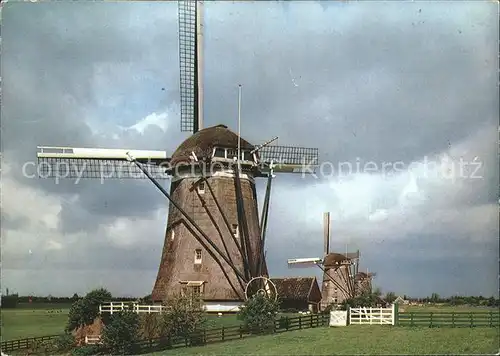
top-left (238, 84), bottom-right (242, 170)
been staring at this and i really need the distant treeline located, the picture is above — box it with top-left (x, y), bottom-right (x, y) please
top-left (405, 294), bottom-right (500, 307)
top-left (1, 293), bottom-right (140, 308)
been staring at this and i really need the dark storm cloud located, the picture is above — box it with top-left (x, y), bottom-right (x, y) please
top-left (1, 1), bottom-right (182, 224)
top-left (202, 1), bottom-right (498, 165)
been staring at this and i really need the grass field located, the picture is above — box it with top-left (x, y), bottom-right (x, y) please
top-left (1, 302), bottom-right (497, 343)
top-left (1, 304), bottom-right (71, 340)
top-left (150, 326), bottom-right (500, 355)
top-left (1, 303), bottom-right (281, 341)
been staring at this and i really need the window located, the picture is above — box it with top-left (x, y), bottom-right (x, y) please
top-left (197, 181), bottom-right (205, 194)
top-left (194, 249), bottom-right (202, 264)
top-left (227, 149), bottom-right (237, 160)
top-left (180, 281), bottom-right (205, 298)
top-left (231, 224), bottom-right (239, 238)
top-left (242, 150), bottom-right (252, 161)
top-left (191, 285), bottom-right (201, 296)
top-left (213, 147), bottom-right (226, 158)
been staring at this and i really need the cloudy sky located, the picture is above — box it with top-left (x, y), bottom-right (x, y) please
top-left (1, 1), bottom-right (498, 298)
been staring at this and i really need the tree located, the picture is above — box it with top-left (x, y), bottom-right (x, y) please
top-left (430, 293), bottom-right (440, 303)
top-left (139, 313), bottom-right (162, 348)
top-left (101, 310), bottom-right (140, 355)
top-left (237, 294), bottom-right (280, 334)
top-left (160, 293), bottom-right (207, 345)
top-left (340, 290), bottom-right (382, 310)
top-left (385, 292), bottom-right (397, 304)
top-left (66, 288), bottom-right (112, 332)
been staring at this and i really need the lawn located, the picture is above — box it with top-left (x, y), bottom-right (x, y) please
top-left (1, 304), bottom-right (70, 340)
top-left (0, 303), bottom-right (278, 341)
top-left (150, 326), bottom-right (500, 355)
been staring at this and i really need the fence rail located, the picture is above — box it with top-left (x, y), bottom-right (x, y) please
top-left (350, 306), bottom-right (395, 325)
top-left (0, 334), bottom-right (62, 353)
top-left (399, 311), bottom-right (500, 328)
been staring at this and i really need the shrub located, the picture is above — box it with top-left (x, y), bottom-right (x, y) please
top-left (54, 333), bottom-right (76, 352)
top-left (101, 310), bottom-right (140, 355)
top-left (66, 288), bottom-right (112, 332)
top-left (160, 293), bottom-right (207, 344)
top-left (278, 316), bottom-right (290, 329)
top-left (237, 293), bottom-right (280, 334)
top-left (71, 345), bottom-right (101, 356)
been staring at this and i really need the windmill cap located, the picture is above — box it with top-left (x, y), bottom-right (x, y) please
top-left (170, 124), bottom-right (254, 166)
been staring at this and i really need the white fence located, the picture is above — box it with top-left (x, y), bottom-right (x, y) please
top-left (99, 302), bottom-right (166, 314)
top-left (348, 304), bottom-right (395, 325)
top-left (84, 335), bottom-right (102, 345)
top-left (99, 301), bottom-right (243, 314)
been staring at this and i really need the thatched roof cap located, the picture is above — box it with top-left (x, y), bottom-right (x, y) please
top-left (323, 253), bottom-right (348, 267)
top-left (270, 277), bottom-right (316, 300)
top-left (170, 124), bottom-right (254, 166)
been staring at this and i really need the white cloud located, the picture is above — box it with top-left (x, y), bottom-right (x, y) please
top-left (123, 111), bottom-right (170, 135)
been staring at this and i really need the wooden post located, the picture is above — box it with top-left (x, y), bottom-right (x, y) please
top-left (310, 314), bottom-right (313, 328)
top-left (239, 325), bottom-right (242, 338)
top-left (410, 312), bottom-right (414, 327)
top-left (489, 311), bottom-right (493, 327)
top-left (430, 312), bottom-right (433, 328)
top-left (286, 316), bottom-right (289, 331)
top-left (299, 315), bottom-right (302, 329)
top-left (222, 326), bottom-right (225, 341)
top-left (470, 313), bottom-right (473, 328)
top-left (452, 312), bottom-right (455, 328)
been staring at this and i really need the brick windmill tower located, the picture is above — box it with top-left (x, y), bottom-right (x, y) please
top-left (36, 1), bottom-right (319, 311)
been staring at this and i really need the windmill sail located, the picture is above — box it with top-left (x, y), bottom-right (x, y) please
top-left (178, 0), bottom-right (203, 134)
top-left (257, 145), bottom-right (319, 173)
top-left (36, 146), bottom-right (171, 179)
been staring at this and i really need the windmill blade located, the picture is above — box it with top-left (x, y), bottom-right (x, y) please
top-left (36, 146), bottom-right (171, 179)
top-left (287, 257), bottom-right (323, 268)
top-left (178, 0), bottom-right (201, 133)
top-left (258, 145), bottom-right (319, 173)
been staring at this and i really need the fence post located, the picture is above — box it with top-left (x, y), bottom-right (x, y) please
top-left (410, 312), bottom-right (414, 327)
top-left (222, 326), bottom-right (225, 341)
top-left (392, 303), bottom-right (399, 326)
top-left (239, 325), bottom-right (242, 339)
top-left (430, 312), bottom-right (433, 328)
top-left (489, 311), bottom-right (493, 327)
top-left (286, 316), bottom-right (289, 331)
top-left (469, 313), bottom-right (473, 328)
top-left (310, 314), bottom-right (313, 328)
top-left (299, 315), bottom-right (302, 329)
top-left (452, 312), bottom-right (455, 328)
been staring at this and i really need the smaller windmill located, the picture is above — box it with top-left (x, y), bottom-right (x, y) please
top-left (287, 212), bottom-right (373, 309)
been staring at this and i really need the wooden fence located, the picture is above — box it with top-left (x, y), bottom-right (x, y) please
top-left (0, 314), bottom-right (329, 354)
top-left (398, 311), bottom-right (500, 328)
top-left (0, 334), bottom-right (62, 353)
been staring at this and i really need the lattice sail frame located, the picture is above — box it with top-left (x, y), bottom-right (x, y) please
top-left (178, 0), bottom-right (198, 133)
top-left (36, 144), bottom-right (320, 179)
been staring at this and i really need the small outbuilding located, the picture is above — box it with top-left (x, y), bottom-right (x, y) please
top-left (271, 277), bottom-right (322, 313)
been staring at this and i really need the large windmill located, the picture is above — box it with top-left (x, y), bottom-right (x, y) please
top-left (287, 212), bottom-right (374, 309)
top-left (35, 1), bottom-right (319, 311)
